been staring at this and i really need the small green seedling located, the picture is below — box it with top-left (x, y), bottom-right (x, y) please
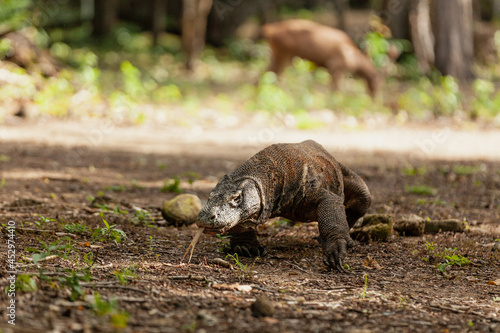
top-left (114, 266), bottom-right (138, 285)
top-left (216, 234), bottom-right (231, 253)
top-left (225, 253), bottom-right (247, 272)
top-left (59, 269), bottom-right (92, 301)
top-left (92, 219), bottom-right (127, 244)
top-left (437, 254), bottom-right (471, 273)
top-left (64, 222), bottom-right (92, 234)
top-left (161, 175), bottom-right (182, 193)
top-left (34, 215), bottom-right (56, 228)
top-left (405, 184), bottom-right (437, 196)
top-left (90, 292), bottom-right (130, 328)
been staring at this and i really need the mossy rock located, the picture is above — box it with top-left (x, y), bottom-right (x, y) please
top-left (161, 194), bottom-right (202, 227)
top-left (351, 214), bottom-right (393, 242)
top-left (424, 219), bottom-right (465, 234)
top-left (394, 214), bottom-right (425, 237)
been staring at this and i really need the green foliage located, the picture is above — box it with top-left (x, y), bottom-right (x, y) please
top-left (59, 269), bottom-right (92, 301)
top-left (31, 237), bottom-right (73, 264)
top-left (216, 234), bottom-right (231, 253)
top-left (437, 254), bottom-right (471, 273)
top-left (161, 175), bottom-right (182, 193)
top-left (64, 221), bottom-right (92, 234)
top-left (92, 218), bottom-right (127, 244)
top-left (0, 0), bottom-right (32, 33)
top-left (15, 274), bottom-right (38, 292)
top-left (34, 215), bottom-right (56, 228)
top-left (0, 178), bottom-right (6, 189)
top-left (405, 184), bottom-right (437, 196)
top-left (401, 165), bottom-right (426, 176)
top-left (360, 274), bottom-right (368, 299)
top-left (225, 253), bottom-right (247, 272)
top-left (114, 266), bottom-right (138, 285)
top-left (90, 292), bottom-right (130, 328)
top-left (471, 79), bottom-right (500, 119)
top-left (131, 208), bottom-right (152, 224)
top-left (452, 164), bottom-right (481, 176)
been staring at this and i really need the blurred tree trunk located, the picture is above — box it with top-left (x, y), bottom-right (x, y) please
top-left (152, 0), bottom-right (168, 45)
top-left (494, 0), bottom-right (500, 20)
top-left (380, 0), bottom-right (411, 39)
top-left (93, 0), bottom-right (119, 37)
top-left (333, 0), bottom-right (349, 30)
top-left (409, 0), bottom-right (434, 74)
top-left (433, 0), bottom-right (474, 81)
top-left (182, 0), bottom-right (214, 70)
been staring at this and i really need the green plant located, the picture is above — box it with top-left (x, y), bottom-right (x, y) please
top-left (225, 253), bottom-right (247, 272)
top-left (405, 184), bottom-right (436, 196)
top-left (114, 265), bottom-right (137, 285)
top-left (452, 164), bottom-right (481, 176)
top-left (437, 254), bottom-right (471, 273)
top-left (64, 221), bottom-right (92, 234)
top-left (105, 185), bottom-right (127, 192)
top-left (361, 274), bottom-right (368, 299)
top-left (216, 234), bottom-right (231, 253)
top-left (0, 178), bottom-right (5, 189)
top-left (131, 208), bottom-right (152, 224)
top-left (401, 165), bottom-right (426, 176)
top-left (59, 269), bottom-right (92, 301)
top-left (161, 175), bottom-right (182, 193)
top-left (15, 274), bottom-right (38, 292)
top-left (34, 215), bottom-right (56, 228)
top-left (92, 218), bottom-right (127, 244)
top-left (90, 292), bottom-right (129, 328)
top-left (31, 237), bottom-right (73, 264)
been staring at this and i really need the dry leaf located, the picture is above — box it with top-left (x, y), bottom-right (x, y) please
top-left (488, 279), bottom-right (500, 286)
top-left (212, 283), bottom-right (252, 292)
top-left (363, 255), bottom-right (383, 270)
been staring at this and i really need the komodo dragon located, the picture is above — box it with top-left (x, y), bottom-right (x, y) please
top-left (196, 140), bottom-right (371, 272)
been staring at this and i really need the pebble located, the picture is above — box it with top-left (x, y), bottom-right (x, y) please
top-left (251, 295), bottom-right (275, 317)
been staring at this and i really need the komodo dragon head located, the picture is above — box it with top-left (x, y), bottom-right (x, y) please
top-left (197, 176), bottom-right (263, 234)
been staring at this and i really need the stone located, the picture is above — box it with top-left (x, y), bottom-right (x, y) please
top-left (251, 295), bottom-right (275, 317)
top-left (424, 219), bottom-right (465, 234)
top-left (161, 194), bottom-right (202, 226)
top-left (351, 214), bottom-right (393, 242)
top-left (394, 214), bottom-right (426, 236)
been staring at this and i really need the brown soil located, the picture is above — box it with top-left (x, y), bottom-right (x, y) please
top-left (0, 124), bottom-right (499, 333)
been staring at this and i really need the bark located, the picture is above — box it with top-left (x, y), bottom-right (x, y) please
top-left (182, 0), bottom-right (214, 70)
top-left (92, 0), bottom-right (119, 37)
top-left (380, 0), bottom-right (411, 39)
top-left (409, 0), bottom-right (434, 73)
top-left (333, 0), bottom-right (349, 31)
top-left (152, 0), bottom-right (168, 45)
top-left (433, 0), bottom-right (474, 81)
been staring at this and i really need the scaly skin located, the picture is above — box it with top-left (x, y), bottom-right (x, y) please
top-left (197, 140), bottom-right (371, 272)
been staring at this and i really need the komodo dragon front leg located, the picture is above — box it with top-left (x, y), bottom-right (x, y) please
top-left (304, 188), bottom-right (355, 273)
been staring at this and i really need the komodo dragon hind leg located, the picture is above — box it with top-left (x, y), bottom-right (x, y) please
top-left (227, 227), bottom-right (267, 258)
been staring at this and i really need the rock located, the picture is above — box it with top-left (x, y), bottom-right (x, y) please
top-left (394, 214), bottom-right (426, 236)
top-left (161, 194), bottom-right (202, 226)
top-left (251, 295), bottom-right (275, 317)
top-left (351, 214), bottom-right (393, 242)
top-left (424, 219), bottom-right (465, 234)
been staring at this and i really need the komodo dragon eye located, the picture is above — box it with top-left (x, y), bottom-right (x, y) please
top-left (229, 193), bottom-right (242, 207)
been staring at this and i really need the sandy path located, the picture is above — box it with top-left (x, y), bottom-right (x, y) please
top-left (1, 120), bottom-right (499, 161)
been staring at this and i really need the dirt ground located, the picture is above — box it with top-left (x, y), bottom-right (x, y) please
top-left (0, 122), bottom-right (500, 333)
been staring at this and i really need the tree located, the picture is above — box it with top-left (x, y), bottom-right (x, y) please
top-left (433, 0), bottom-right (474, 81)
top-left (181, 0), bottom-right (214, 70)
top-left (92, 0), bottom-right (119, 37)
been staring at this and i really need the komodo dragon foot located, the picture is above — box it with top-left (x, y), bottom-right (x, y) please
top-left (227, 229), bottom-right (267, 257)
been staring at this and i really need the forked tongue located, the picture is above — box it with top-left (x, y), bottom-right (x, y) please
top-left (181, 227), bottom-right (204, 264)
